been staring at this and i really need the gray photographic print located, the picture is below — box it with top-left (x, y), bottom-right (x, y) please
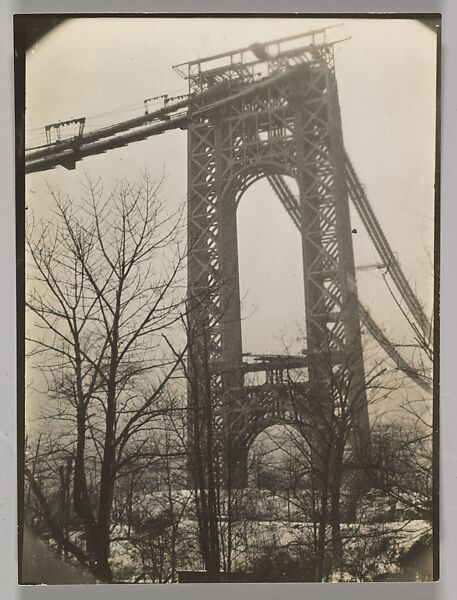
top-left (17, 15), bottom-right (439, 584)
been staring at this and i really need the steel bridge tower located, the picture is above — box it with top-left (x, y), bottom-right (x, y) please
top-left (182, 29), bottom-right (371, 488)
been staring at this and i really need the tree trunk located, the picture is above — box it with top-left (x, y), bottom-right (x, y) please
top-left (73, 407), bottom-right (98, 563)
top-left (96, 402), bottom-right (116, 583)
top-left (330, 456), bottom-right (344, 573)
top-left (315, 487), bottom-right (329, 581)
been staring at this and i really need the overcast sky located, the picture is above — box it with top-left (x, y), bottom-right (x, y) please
top-left (25, 16), bottom-right (437, 369)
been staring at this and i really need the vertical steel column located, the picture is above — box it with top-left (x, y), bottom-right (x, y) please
top-left (294, 105), bottom-right (326, 358)
top-left (186, 119), bottom-right (211, 488)
top-left (292, 69), bottom-right (337, 498)
top-left (325, 69), bottom-right (370, 455)
top-left (214, 113), bottom-right (247, 488)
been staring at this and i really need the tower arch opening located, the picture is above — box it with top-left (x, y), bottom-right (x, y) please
top-left (236, 175), bottom-right (306, 365)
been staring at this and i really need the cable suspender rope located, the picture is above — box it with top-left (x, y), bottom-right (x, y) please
top-left (345, 154), bottom-right (433, 343)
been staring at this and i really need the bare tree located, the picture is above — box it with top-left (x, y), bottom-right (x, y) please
top-left (25, 174), bottom-right (187, 581)
top-left (369, 399), bottom-right (433, 521)
top-left (367, 260), bottom-right (434, 523)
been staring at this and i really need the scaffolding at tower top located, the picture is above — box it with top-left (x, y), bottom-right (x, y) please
top-left (172, 25), bottom-right (349, 92)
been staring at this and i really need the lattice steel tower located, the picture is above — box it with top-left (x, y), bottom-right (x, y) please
top-left (179, 28), bottom-right (371, 488)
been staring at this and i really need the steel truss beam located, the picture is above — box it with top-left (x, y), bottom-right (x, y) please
top-left (25, 67), bottom-right (307, 174)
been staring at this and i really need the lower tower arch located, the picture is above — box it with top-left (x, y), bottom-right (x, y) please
top-left (247, 423), bottom-right (311, 493)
